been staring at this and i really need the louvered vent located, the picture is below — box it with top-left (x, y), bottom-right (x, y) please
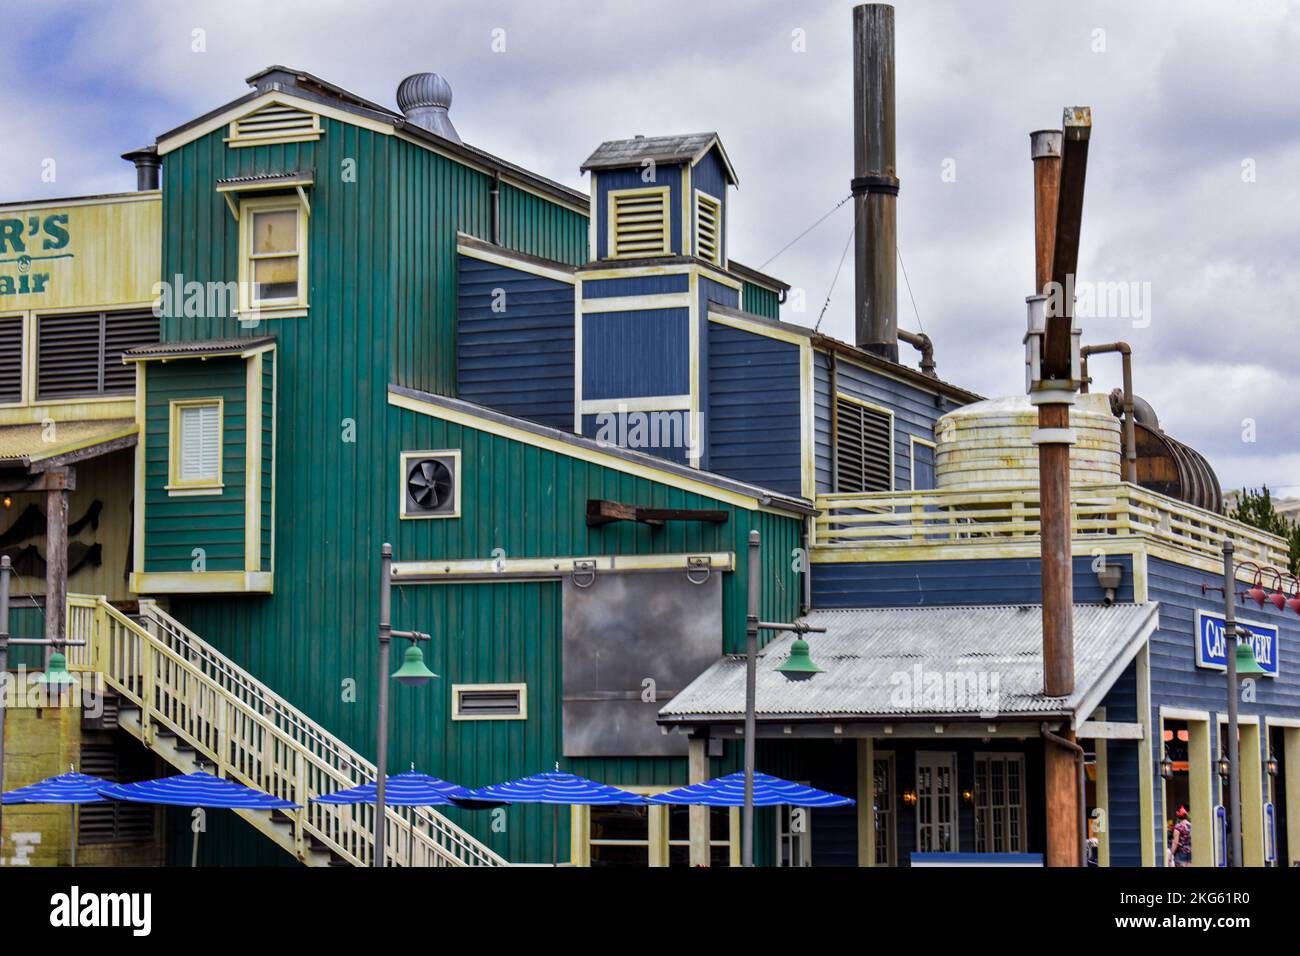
top-left (835, 396), bottom-right (893, 493)
top-left (78, 741), bottom-right (156, 845)
top-left (454, 685), bottom-right (525, 719)
top-left (695, 191), bottom-right (722, 265)
top-left (610, 188), bottom-right (671, 258)
top-left (0, 316), bottom-right (22, 404)
top-left (36, 310), bottom-right (157, 400)
top-left (230, 103), bottom-right (321, 145)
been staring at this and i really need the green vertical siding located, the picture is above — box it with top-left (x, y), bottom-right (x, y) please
top-left (143, 358), bottom-right (247, 573)
top-left (742, 282), bottom-right (781, 320)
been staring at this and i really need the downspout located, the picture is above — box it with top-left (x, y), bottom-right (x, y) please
top-left (800, 519), bottom-right (812, 614)
top-left (490, 171), bottom-right (501, 245)
top-left (898, 329), bottom-right (937, 378)
top-left (1042, 723), bottom-right (1088, 867)
top-left (1079, 342), bottom-right (1136, 483)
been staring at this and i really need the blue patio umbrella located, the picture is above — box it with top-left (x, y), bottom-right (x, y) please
top-left (2, 770), bottom-right (109, 867)
top-left (99, 771), bottom-right (298, 867)
top-left (647, 771), bottom-right (856, 807)
top-left (313, 769), bottom-right (475, 866)
top-left (466, 769), bottom-right (647, 866)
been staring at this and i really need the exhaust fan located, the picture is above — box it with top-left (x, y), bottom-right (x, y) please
top-left (401, 451), bottom-right (460, 518)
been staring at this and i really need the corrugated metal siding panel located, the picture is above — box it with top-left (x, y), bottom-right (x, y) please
top-left (811, 555), bottom-right (1134, 609)
top-left (741, 283), bottom-right (780, 320)
top-left (497, 182), bottom-right (588, 266)
top-left (455, 256), bottom-right (574, 429)
top-left (706, 321), bottom-right (802, 496)
top-left (581, 308), bottom-right (689, 400)
top-left (143, 358), bottom-right (247, 572)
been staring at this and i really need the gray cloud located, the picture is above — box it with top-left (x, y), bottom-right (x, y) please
top-left (3, 0), bottom-right (1295, 492)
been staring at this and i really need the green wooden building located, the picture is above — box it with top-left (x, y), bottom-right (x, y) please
top-left (126, 67), bottom-right (808, 865)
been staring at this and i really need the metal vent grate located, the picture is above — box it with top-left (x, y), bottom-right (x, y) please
top-left (77, 740), bottom-right (156, 845)
top-left (454, 685), bottom-right (525, 720)
top-left (0, 315), bottom-right (21, 404)
top-left (231, 104), bottom-right (321, 144)
top-left (835, 396), bottom-right (892, 493)
top-left (695, 191), bottom-right (722, 265)
top-left (36, 310), bottom-right (157, 400)
top-left (610, 187), bottom-right (671, 258)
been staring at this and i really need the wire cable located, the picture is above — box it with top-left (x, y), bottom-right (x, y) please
top-left (758, 194), bottom-right (852, 271)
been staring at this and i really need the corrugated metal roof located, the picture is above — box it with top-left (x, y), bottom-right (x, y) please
top-left (125, 337), bottom-right (275, 361)
top-left (0, 418), bottom-right (137, 468)
top-left (581, 133), bottom-right (737, 184)
top-left (660, 603), bottom-right (1159, 723)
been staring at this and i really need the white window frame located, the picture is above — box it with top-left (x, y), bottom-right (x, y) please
top-left (238, 194), bottom-right (309, 320)
top-left (398, 449), bottom-right (462, 520)
top-left (973, 752), bottom-right (1028, 854)
top-left (167, 397), bottom-right (224, 496)
top-left (607, 185), bottom-right (671, 259)
top-left (915, 750), bottom-right (958, 854)
top-left (572, 785), bottom-right (738, 867)
top-left (451, 682), bottom-right (527, 721)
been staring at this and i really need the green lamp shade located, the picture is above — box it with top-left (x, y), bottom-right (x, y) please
top-left (777, 638), bottom-right (823, 680)
top-left (392, 643), bottom-right (437, 686)
top-left (35, 651), bottom-right (78, 687)
top-left (1234, 641), bottom-right (1266, 677)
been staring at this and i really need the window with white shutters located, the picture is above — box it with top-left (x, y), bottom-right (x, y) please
top-left (35, 309), bottom-right (158, 400)
top-left (834, 395), bottom-right (893, 493)
top-left (608, 186), bottom-right (671, 258)
top-left (169, 399), bottom-right (223, 492)
top-left (0, 315), bottom-right (22, 404)
top-left (694, 190), bottom-right (722, 265)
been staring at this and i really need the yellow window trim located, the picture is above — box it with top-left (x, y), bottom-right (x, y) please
top-left (607, 185), bottom-right (671, 259)
top-left (451, 683), bottom-right (527, 721)
top-left (237, 194), bottom-right (310, 318)
top-left (167, 397), bottom-right (224, 495)
top-left (835, 391), bottom-right (897, 493)
top-left (694, 189), bottom-right (723, 266)
top-left (909, 434), bottom-right (936, 490)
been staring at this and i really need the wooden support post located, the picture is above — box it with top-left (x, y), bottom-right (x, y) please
top-left (1044, 729), bottom-right (1082, 867)
top-left (857, 738), bottom-right (875, 866)
top-left (688, 735), bottom-right (710, 866)
top-left (43, 466), bottom-right (73, 668)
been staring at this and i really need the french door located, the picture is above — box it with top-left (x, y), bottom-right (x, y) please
top-left (916, 752), bottom-right (958, 853)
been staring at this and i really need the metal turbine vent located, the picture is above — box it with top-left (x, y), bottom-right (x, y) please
top-left (406, 457), bottom-right (454, 512)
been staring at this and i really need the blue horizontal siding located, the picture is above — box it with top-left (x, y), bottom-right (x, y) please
top-left (582, 308), bottom-right (689, 400)
top-left (1099, 659), bottom-right (1142, 866)
top-left (811, 555), bottom-right (1135, 609)
top-left (456, 255), bottom-right (574, 429)
top-left (706, 320), bottom-right (802, 496)
top-left (582, 274), bottom-right (689, 297)
top-left (580, 412), bottom-right (692, 465)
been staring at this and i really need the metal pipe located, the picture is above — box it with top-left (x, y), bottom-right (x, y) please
top-left (1080, 342), bottom-right (1137, 483)
top-left (374, 543), bottom-right (393, 867)
top-left (1042, 723), bottom-right (1087, 866)
top-left (1223, 538), bottom-right (1243, 866)
top-left (897, 329), bottom-right (937, 378)
top-left (0, 555), bottom-right (11, 839)
top-left (852, 4), bottom-right (899, 360)
top-left (742, 530), bottom-right (760, 866)
top-left (120, 147), bottom-right (161, 191)
top-left (1030, 130), bottom-right (1062, 293)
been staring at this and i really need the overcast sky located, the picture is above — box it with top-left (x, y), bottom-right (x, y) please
top-left (3, 0), bottom-right (1296, 493)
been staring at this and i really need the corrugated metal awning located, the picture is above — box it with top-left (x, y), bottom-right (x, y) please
top-left (0, 418), bottom-right (137, 470)
top-left (124, 337), bottom-right (275, 362)
top-left (659, 603), bottom-right (1159, 726)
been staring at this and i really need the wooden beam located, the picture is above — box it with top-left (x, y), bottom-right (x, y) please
top-left (0, 471), bottom-right (78, 493)
top-left (1045, 107), bottom-right (1091, 378)
top-left (586, 498), bottom-right (729, 528)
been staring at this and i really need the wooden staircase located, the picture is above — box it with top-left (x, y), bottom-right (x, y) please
top-left (66, 594), bottom-right (507, 868)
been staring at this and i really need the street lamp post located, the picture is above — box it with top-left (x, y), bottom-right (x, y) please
top-left (741, 531), bottom-right (826, 867)
top-left (373, 543), bottom-right (437, 868)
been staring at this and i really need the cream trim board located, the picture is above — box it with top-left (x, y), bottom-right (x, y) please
top-left (681, 164), bottom-right (693, 258)
top-left (1093, 707), bottom-right (1111, 866)
top-left (269, 350), bottom-right (277, 574)
top-left (451, 683), bottom-right (527, 721)
top-left (579, 395), bottom-right (691, 415)
top-left (129, 570), bottom-right (273, 594)
top-left (398, 449), bottom-right (462, 520)
top-left (1137, 642), bottom-right (1155, 866)
top-left (707, 308), bottom-right (808, 346)
top-left (391, 551), bottom-right (735, 583)
top-left (166, 397), bottom-right (224, 494)
top-left (455, 242), bottom-right (575, 285)
top-left (244, 353), bottom-right (263, 572)
top-left (574, 277), bottom-right (585, 431)
top-left (688, 269), bottom-right (700, 469)
top-left (132, 361), bottom-right (147, 577)
top-left (0, 190), bottom-right (160, 212)
top-left (158, 91), bottom-right (389, 156)
top-left (588, 172), bottom-right (599, 261)
top-left (606, 185), bottom-right (672, 259)
top-left (387, 390), bottom-right (791, 515)
top-left (237, 194), bottom-right (309, 317)
top-left (582, 293), bottom-right (691, 313)
top-left (800, 342), bottom-right (815, 500)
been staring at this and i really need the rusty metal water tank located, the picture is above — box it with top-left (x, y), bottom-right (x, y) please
top-left (934, 393), bottom-right (1122, 490)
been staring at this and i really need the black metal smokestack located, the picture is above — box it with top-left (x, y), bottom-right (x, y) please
top-left (852, 4), bottom-right (899, 361)
top-left (121, 146), bottom-right (160, 191)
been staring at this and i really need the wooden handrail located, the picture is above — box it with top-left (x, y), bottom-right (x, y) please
top-left (812, 482), bottom-right (1290, 569)
top-left (67, 594), bottom-right (506, 868)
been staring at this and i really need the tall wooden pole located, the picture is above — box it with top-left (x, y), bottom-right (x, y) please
top-left (43, 467), bottom-right (73, 668)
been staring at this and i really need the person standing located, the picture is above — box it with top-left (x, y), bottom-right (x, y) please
top-left (1169, 806), bottom-right (1192, 867)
